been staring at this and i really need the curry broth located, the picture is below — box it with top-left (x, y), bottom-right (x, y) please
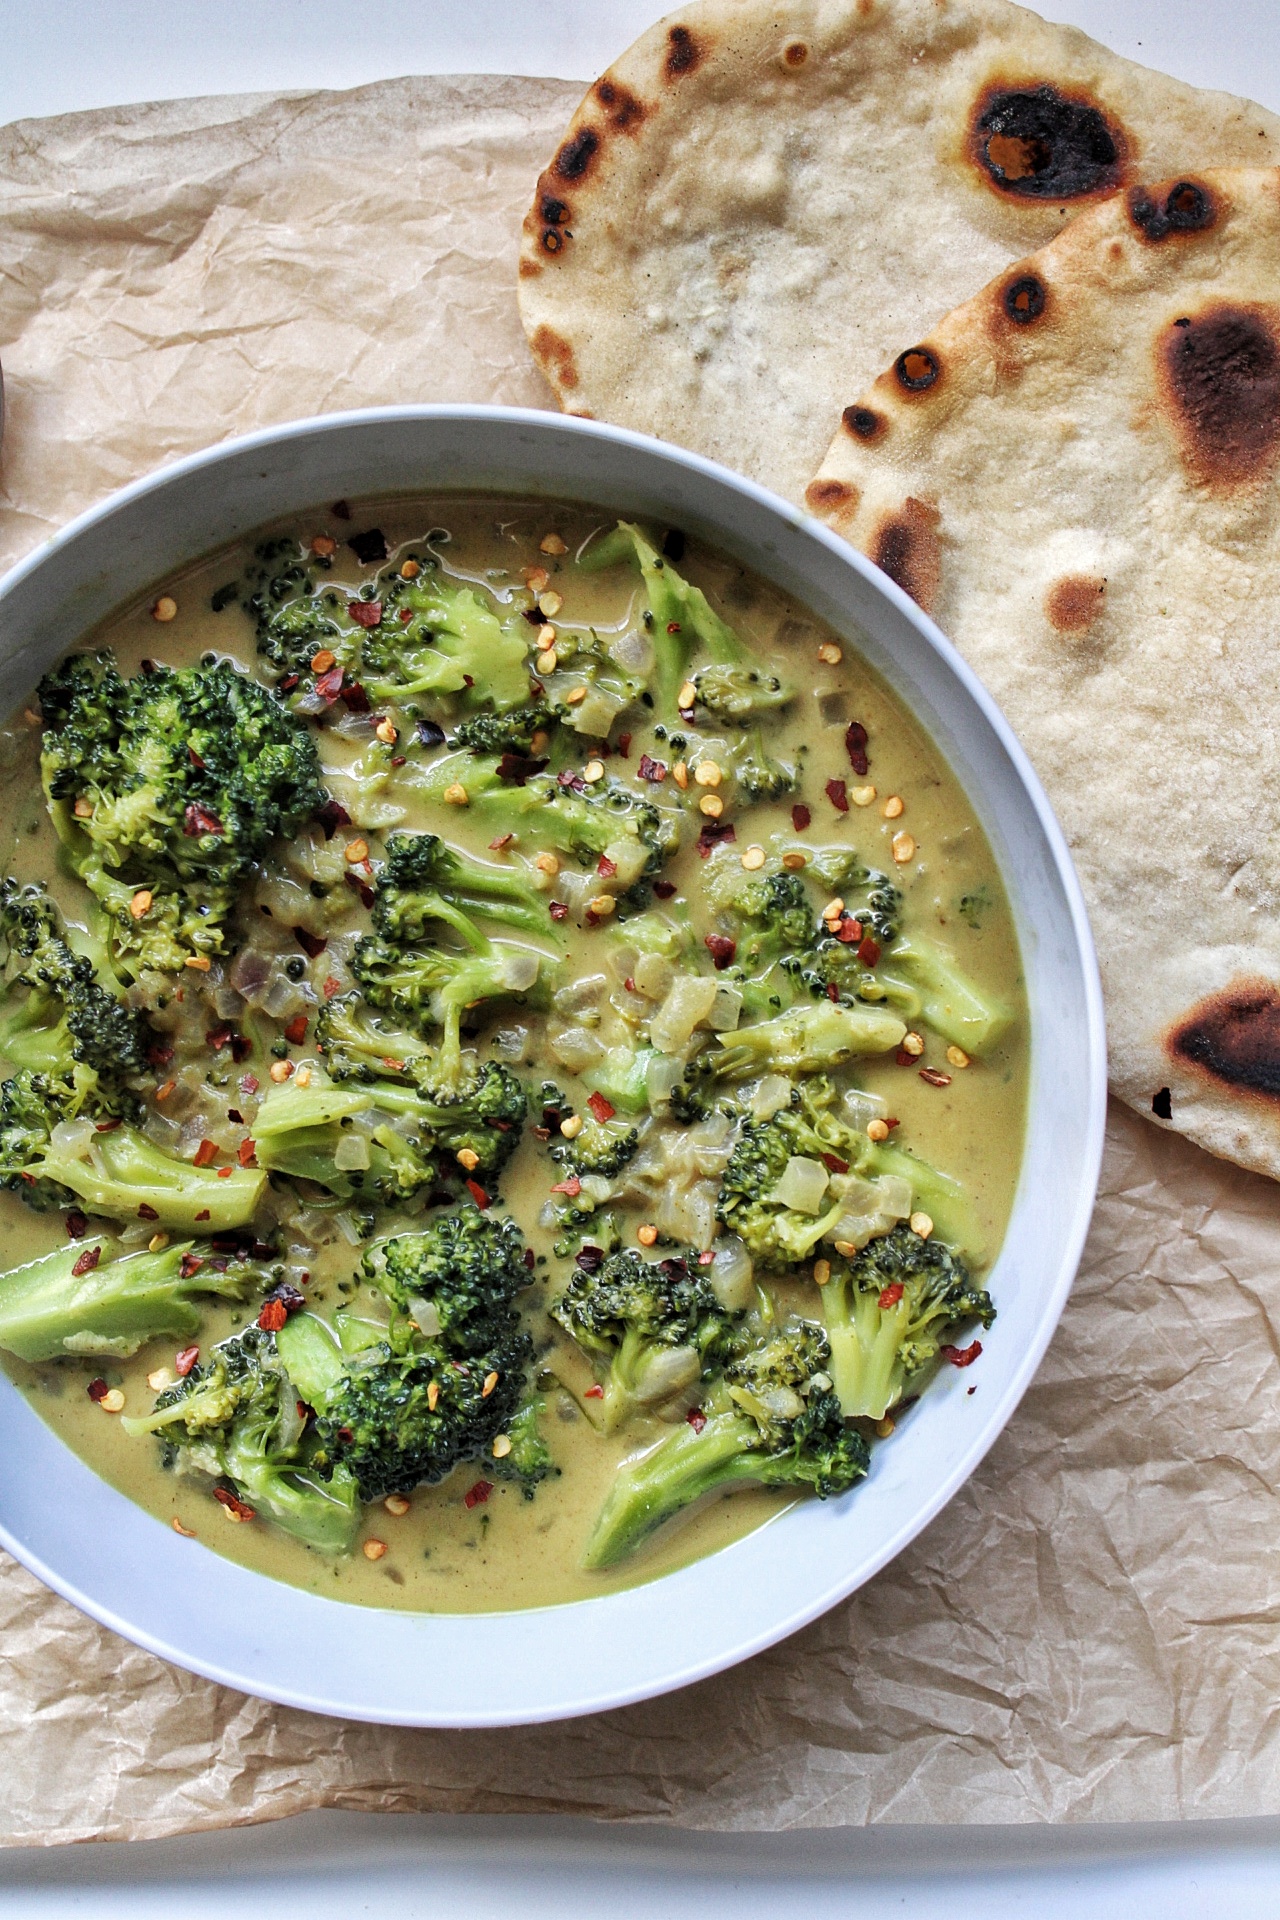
top-left (0, 496), bottom-right (1028, 1612)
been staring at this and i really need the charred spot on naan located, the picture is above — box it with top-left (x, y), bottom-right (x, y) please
top-left (803, 478), bottom-right (861, 528)
top-left (665, 24), bottom-right (704, 79)
top-left (1158, 303), bottom-right (1280, 488)
top-left (1128, 177), bottom-right (1217, 242)
top-left (782, 41), bottom-right (809, 69)
top-left (1168, 981), bottom-right (1280, 1102)
top-left (1045, 575), bottom-right (1105, 633)
top-left (894, 346), bottom-right (942, 396)
top-left (841, 404), bottom-right (887, 444)
top-left (970, 82), bottom-right (1127, 202)
top-left (869, 499), bottom-right (941, 612)
top-left (527, 185), bottom-right (575, 262)
top-left (1002, 273), bottom-right (1048, 326)
top-left (530, 324), bottom-right (581, 393)
top-left (594, 78), bottom-right (647, 133)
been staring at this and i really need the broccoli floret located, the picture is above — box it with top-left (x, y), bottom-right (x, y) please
top-left (550, 1248), bottom-right (740, 1433)
top-left (701, 1001), bottom-right (906, 1081)
top-left (278, 1308), bottom-right (531, 1501)
top-left (352, 935), bottom-right (551, 1085)
top-left (314, 994), bottom-right (436, 1085)
top-left (552, 1114), bottom-right (640, 1179)
top-left (251, 550), bottom-right (532, 712)
top-left (730, 731), bottom-right (798, 802)
top-left (250, 1074), bottom-right (443, 1206)
top-left (38, 652), bottom-right (324, 976)
top-left (275, 1210), bottom-right (537, 1500)
top-left (123, 1323), bottom-right (361, 1553)
top-left (0, 879), bottom-right (148, 1096)
top-left (452, 705), bottom-right (557, 758)
top-left (818, 1223), bottom-right (995, 1420)
top-left (0, 1069), bottom-right (266, 1229)
top-left (702, 858), bottom-right (814, 975)
top-left (0, 1235), bottom-right (261, 1362)
top-left (361, 1210), bottom-right (533, 1356)
top-left (371, 831), bottom-right (549, 950)
top-left (492, 1395), bottom-right (556, 1497)
top-left (582, 1321), bottom-right (869, 1568)
top-left (579, 522), bottom-right (795, 719)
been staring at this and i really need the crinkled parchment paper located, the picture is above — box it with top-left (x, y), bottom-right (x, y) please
top-left (3, 77), bottom-right (1280, 1845)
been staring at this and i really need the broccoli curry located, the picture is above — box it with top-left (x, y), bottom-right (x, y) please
top-left (0, 500), bottom-right (1028, 1612)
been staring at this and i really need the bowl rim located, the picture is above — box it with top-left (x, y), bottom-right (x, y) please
top-left (0, 404), bottom-right (1108, 1725)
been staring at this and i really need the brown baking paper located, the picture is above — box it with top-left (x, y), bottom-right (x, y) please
top-left (3, 78), bottom-right (1280, 1845)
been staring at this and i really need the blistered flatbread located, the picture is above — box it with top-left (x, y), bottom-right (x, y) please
top-left (807, 167), bottom-right (1280, 1178)
top-left (517, 0), bottom-right (1280, 503)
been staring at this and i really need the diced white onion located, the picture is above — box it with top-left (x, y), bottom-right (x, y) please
top-left (333, 1133), bottom-right (371, 1171)
top-left (708, 984), bottom-right (743, 1032)
top-left (709, 1235), bottom-right (755, 1311)
top-left (499, 948), bottom-right (542, 993)
top-left (771, 1155), bottom-right (830, 1215)
top-left (633, 953), bottom-right (674, 1002)
top-left (749, 1074), bottom-right (793, 1122)
top-left (650, 974), bottom-right (720, 1053)
top-left (549, 1025), bottom-right (606, 1072)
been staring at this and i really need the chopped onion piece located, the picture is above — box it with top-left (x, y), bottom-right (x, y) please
top-left (549, 1025), bottom-right (606, 1072)
top-left (708, 984), bottom-right (743, 1032)
top-left (333, 1133), bottom-right (371, 1171)
top-left (650, 975), bottom-right (720, 1053)
top-left (749, 1074), bottom-right (793, 1122)
top-left (709, 1234), bottom-right (755, 1311)
top-left (771, 1155), bottom-right (830, 1215)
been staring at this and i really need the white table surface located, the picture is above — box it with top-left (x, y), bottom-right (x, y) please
top-left (2, 1), bottom-right (1280, 1910)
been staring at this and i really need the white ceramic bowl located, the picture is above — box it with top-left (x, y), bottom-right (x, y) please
top-left (0, 407), bottom-right (1106, 1726)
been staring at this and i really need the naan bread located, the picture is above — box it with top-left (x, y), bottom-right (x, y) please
top-left (517, 0), bottom-right (1280, 503)
top-left (807, 167), bottom-right (1280, 1179)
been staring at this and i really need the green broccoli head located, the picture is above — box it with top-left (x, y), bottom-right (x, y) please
top-left (691, 664), bottom-right (794, 724)
top-left (351, 934), bottom-right (550, 1083)
top-left (581, 1318), bottom-right (869, 1568)
top-left (123, 1324), bottom-right (361, 1554)
top-left (0, 878), bottom-right (148, 1086)
top-left (530, 772), bottom-right (680, 881)
top-left (371, 830), bottom-right (548, 950)
top-left (702, 859), bottom-right (814, 975)
top-left (492, 1394), bottom-right (556, 1497)
top-left (452, 705), bottom-right (557, 758)
top-left (362, 1209), bottom-right (534, 1358)
top-left (819, 1222), bottom-right (995, 1420)
top-left (38, 651), bottom-right (324, 974)
top-left (550, 1247), bottom-right (739, 1432)
top-left (551, 1113), bottom-right (640, 1179)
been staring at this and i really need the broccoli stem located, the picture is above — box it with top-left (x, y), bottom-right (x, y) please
top-left (582, 1410), bottom-right (770, 1569)
top-left (580, 522), bottom-right (747, 713)
top-left (40, 1124), bottom-right (266, 1232)
top-left (275, 1309), bottom-right (346, 1404)
top-left (221, 1449), bottom-right (362, 1555)
top-left (822, 1284), bottom-right (911, 1421)
top-left (0, 1238), bottom-right (252, 1362)
top-left (877, 932), bottom-right (1010, 1054)
top-left (864, 1140), bottom-right (982, 1256)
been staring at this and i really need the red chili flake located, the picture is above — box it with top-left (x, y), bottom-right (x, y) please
top-left (666, 621), bottom-right (682, 634)
top-left (183, 801), bottom-right (224, 837)
top-left (348, 598), bottom-right (383, 628)
top-left (192, 1139), bottom-right (218, 1168)
top-left (895, 1047), bottom-right (915, 1067)
top-left (293, 925), bottom-right (328, 957)
top-left (213, 1487), bottom-right (256, 1521)
top-left (617, 733), bottom-right (632, 757)
top-left (279, 672), bottom-right (300, 694)
top-left (313, 665), bottom-right (344, 701)
top-left (596, 855), bottom-right (618, 879)
top-left (391, 755), bottom-right (407, 768)
top-left (194, 1209), bottom-right (211, 1222)
top-left (489, 834), bottom-right (516, 851)
top-left (827, 982), bottom-right (842, 1003)
top-left (550, 1175), bottom-right (582, 1198)
top-left (653, 880), bottom-right (676, 899)
top-left (175, 1345), bottom-right (200, 1376)
top-left (237, 1138), bottom-right (257, 1168)
top-left (844, 720), bottom-right (870, 777)
top-left (258, 1298), bottom-right (288, 1333)
top-left (65, 1210), bottom-right (87, 1241)
top-left (345, 872), bottom-right (376, 909)
top-left (206, 1024), bottom-right (234, 1053)
top-left (885, 1116), bottom-right (900, 1131)
top-left (836, 918), bottom-right (862, 946)
top-left (821, 1152), bottom-right (849, 1175)
top-left (72, 1245), bottom-right (102, 1278)
top-left (94, 1118), bottom-right (121, 1134)
top-left (791, 803), bottom-right (811, 832)
top-left (858, 936), bottom-right (881, 966)
top-left (697, 820), bottom-right (736, 857)
top-left (283, 1014), bottom-right (308, 1045)
top-left (147, 1041), bottom-right (175, 1068)
top-left (696, 1249), bottom-right (716, 1267)
top-left (86, 1379), bottom-right (109, 1402)
top-left (825, 778), bottom-right (849, 813)
top-left (137, 1203), bottom-right (160, 1221)
top-left (878, 1282), bottom-right (905, 1310)
top-left (240, 1072), bottom-right (260, 1095)
top-left (216, 1166), bottom-right (233, 1179)
top-left (587, 1091), bottom-right (616, 1124)
top-left (226, 1108), bottom-right (243, 1125)
top-left (637, 754), bottom-right (668, 783)
top-left (624, 977), bottom-right (637, 993)
top-left (686, 1408), bottom-right (708, 1434)
top-left (188, 744), bottom-right (207, 770)
top-left (464, 1480), bottom-right (494, 1510)
top-left (705, 933), bottom-right (736, 970)
top-left (583, 1384), bottom-right (605, 1400)
top-left (466, 1179), bottom-right (491, 1210)
top-left (919, 1067), bottom-right (952, 1088)
top-left (322, 976), bottom-right (342, 1000)
top-left (496, 752), bottom-right (548, 786)
top-left (314, 799), bottom-right (351, 840)
top-left (399, 608), bottom-right (413, 624)
top-left (549, 901), bottom-right (570, 922)
top-left (942, 1340), bottom-right (983, 1368)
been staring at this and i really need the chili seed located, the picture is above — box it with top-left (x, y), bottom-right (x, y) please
top-left (637, 1224), bottom-right (658, 1246)
top-left (852, 785), bottom-right (877, 807)
top-left (310, 649), bottom-right (337, 672)
top-left (693, 760), bottom-right (722, 787)
top-left (535, 852), bottom-right (560, 875)
top-left (883, 795), bottom-right (904, 818)
top-left (901, 1032), bottom-right (925, 1056)
top-left (456, 1147), bottom-right (481, 1170)
top-left (781, 850), bottom-right (807, 871)
top-left (538, 590), bottom-right (564, 617)
top-left (492, 1434), bottom-right (513, 1458)
top-left (946, 1045), bottom-right (971, 1069)
top-left (565, 686), bottom-right (587, 705)
top-left (677, 681), bottom-right (698, 708)
top-left (384, 1494), bottom-right (411, 1515)
top-left (817, 642), bottom-right (842, 664)
top-left (909, 1211), bottom-right (934, 1238)
top-left (151, 597), bottom-right (177, 622)
top-left (172, 1518), bottom-right (197, 1537)
top-left (344, 838), bottom-right (370, 864)
top-left (535, 648), bottom-right (558, 674)
top-left (100, 1388), bottom-right (125, 1413)
top-left (482, 1371), bottom-right (499, 1399)
top-left (875, 1416), bottom-right (896, 1438)
top-left (866, 1118), bottom-right (890, 1142)
top-left (891, 831), bottom-right (916, 863)
top-left (672, 761), bottom-right (690, 789)
top-left (813, 1258), bottom-right (832, 1286)
top-left (741, 846), bottom-right (766, 870)
top-left (184, 955), bottom-right (212, 971)
top-left (400, 559), bottom-right (420, 579)
top-left (269, 1059), bottom-right (294, 1082)
top-left (583, 760), bottom-right (605, 783)
top-left (363, 1538), bottom-right (388, 1561)
top-left (310, 537), bottom-right (337, 559)
top-left (540, 533), bottom-right (568, 556)
top-left (587, 894), bottom-right (616, 917)
top-left (375, 719), bottom-right (398, 745)
top-left (699, 794), bottom-right (724, 818)
top-left (524, 566), bottom-right (550, 593)
top-left (559, 1113), bottom-right (584, 1139)
top-left (130, 889), bottom-right (153, 919)
top-left (443, 782), bottom-right (469, 805)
